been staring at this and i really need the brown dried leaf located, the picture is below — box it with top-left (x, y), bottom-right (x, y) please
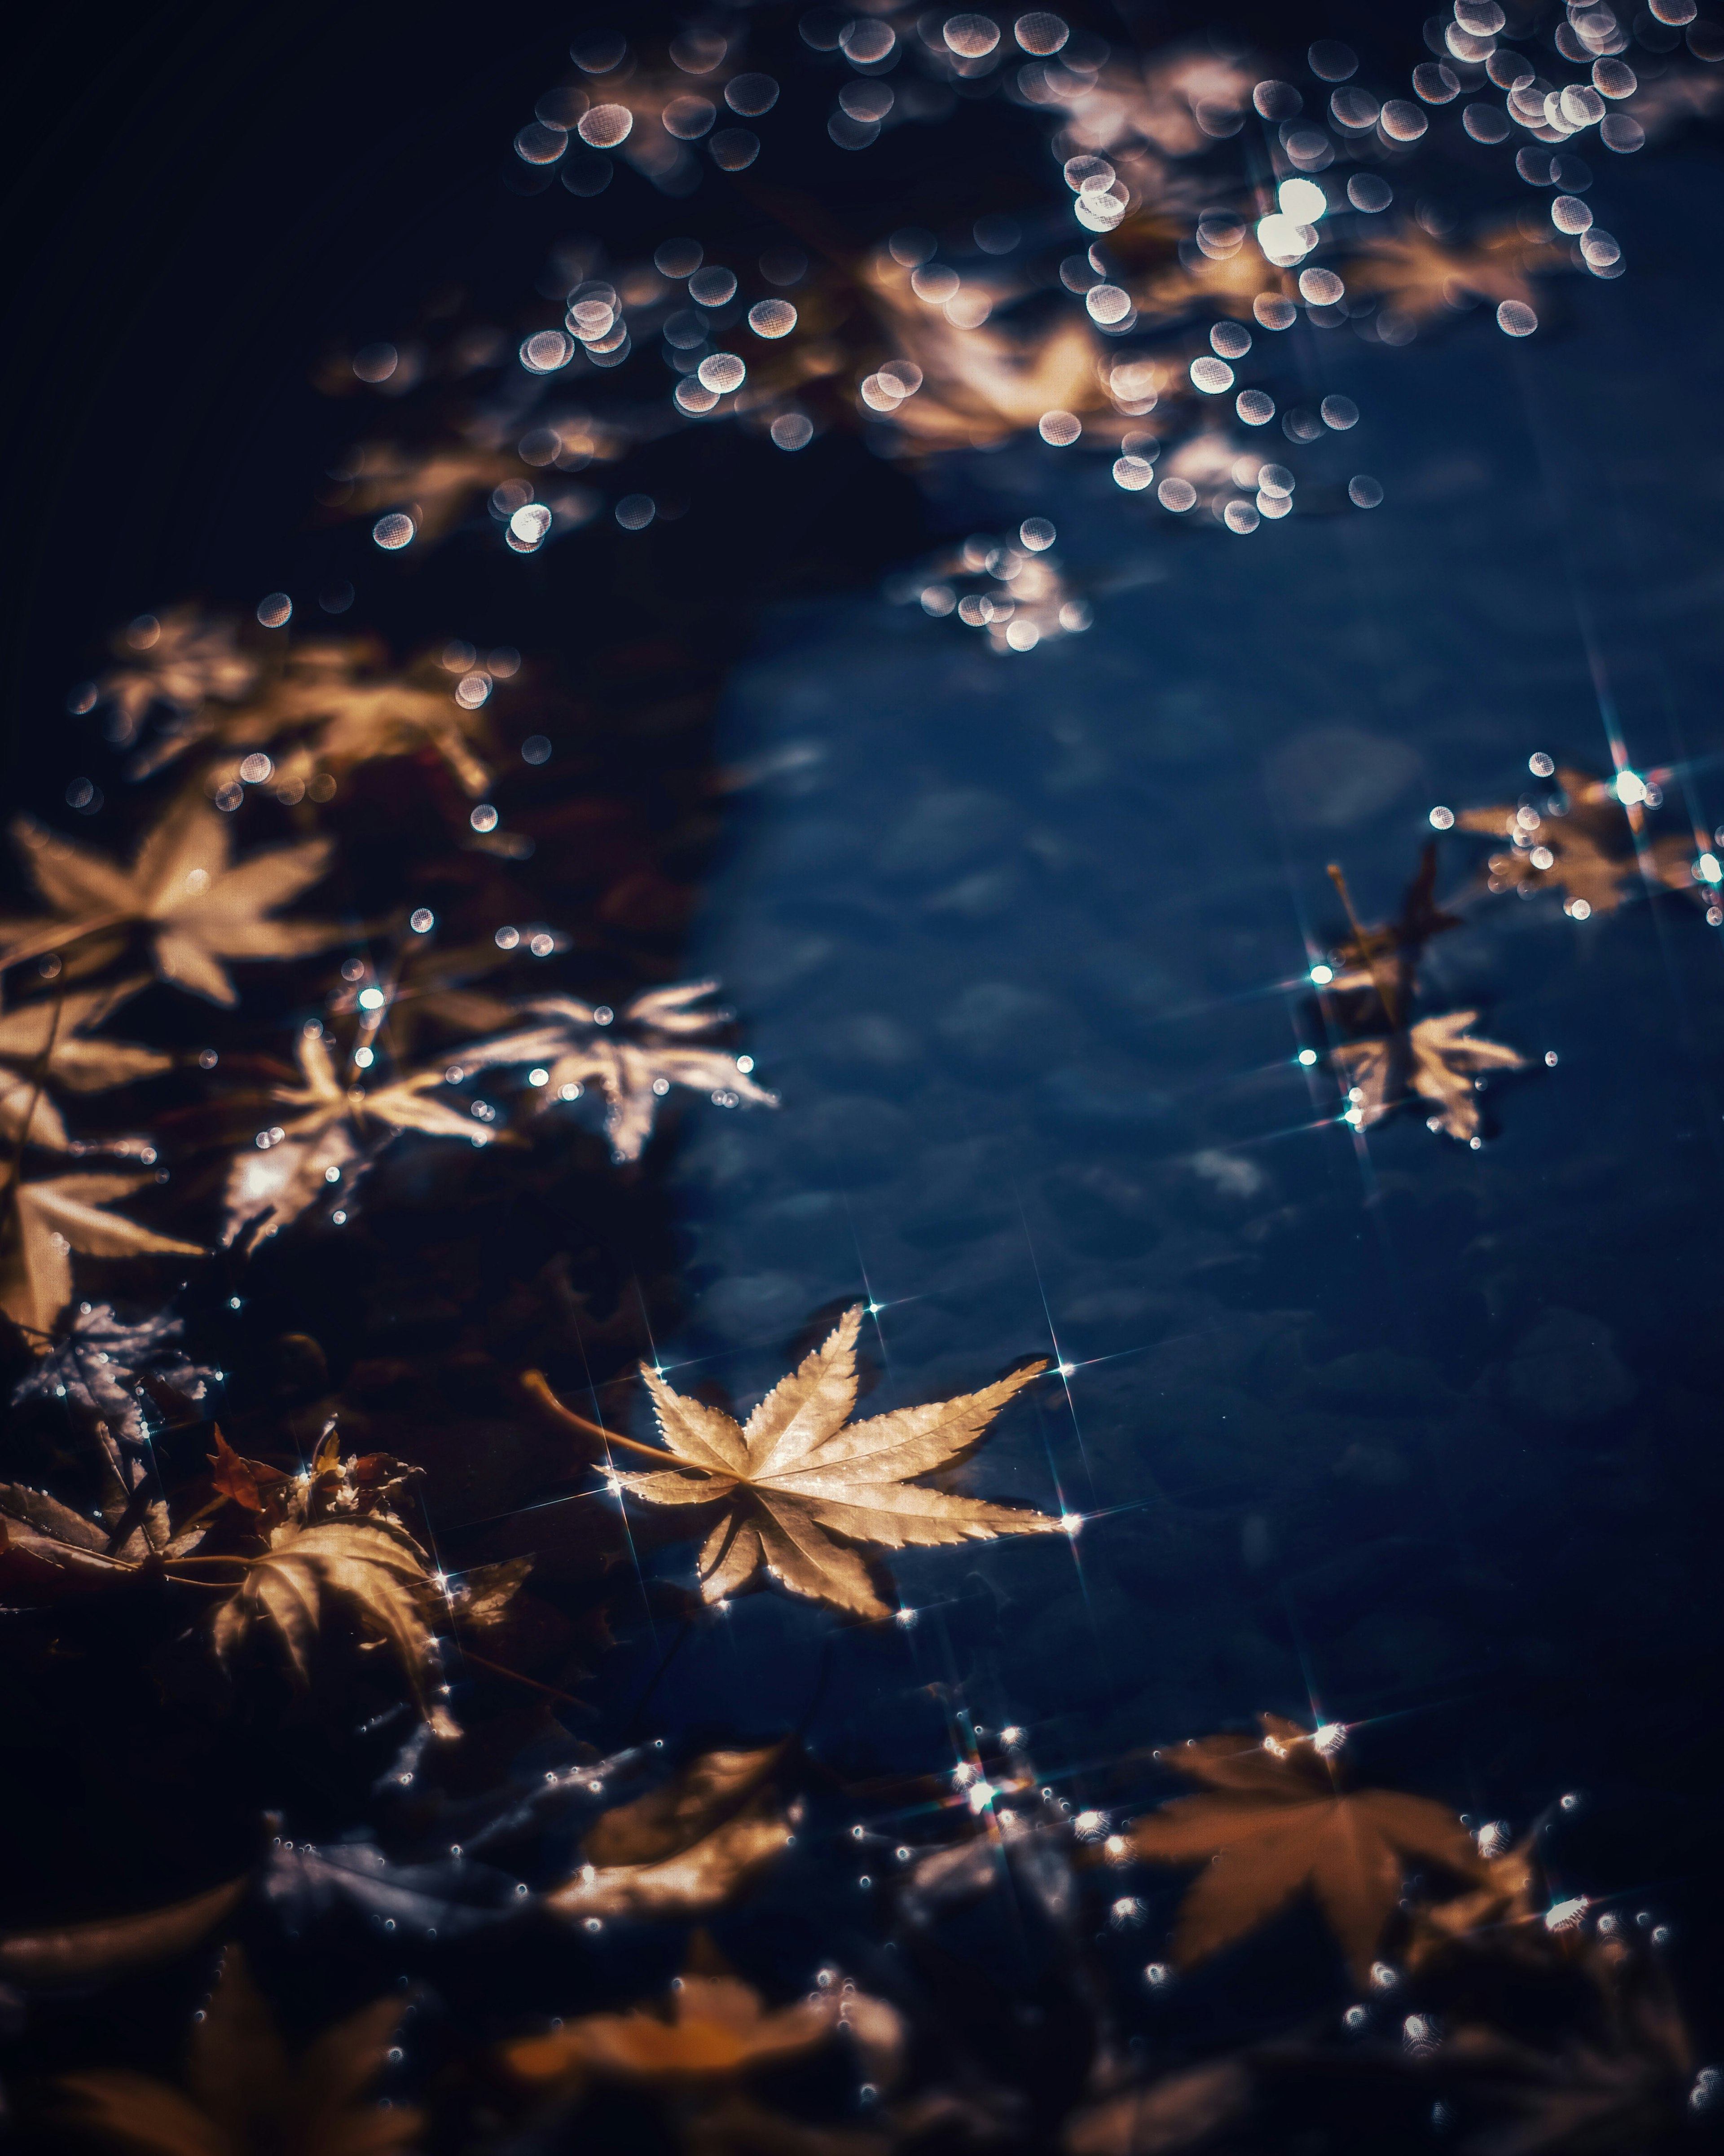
top-left (447, 1555), bottom-right (533, 1637)
top-left (549, 1746), bottom-right (792, 1922)
top-left (1125, 1715), bottom-right (1481, 1980)
top-left (453, 982), bottom-right (776, 1163)
top-left (504, 1972), bottom-right (848, 2086)
top-left (0, 1876), bottom-right (247, 1988)
top-left (58, 1943), bottom-right (421, 2155)
top-left (607, 1306), bottom-right (1054, 1618)
top-left (0, 1172), bottom-right (204, 1349)
top-left (1457, 767), bottom-right (1639, 915)
top-left (0, 796), bottom-right (339, 1005)
top-left (211, 1514), bottom-right (456, 1735)
top-left (224, 1027), bottom-right (499, 1248)
top-left (1063, 2060), bottom-right (1255, 2155)
top-left (1333, 1011), bottom-right (1526, 1142)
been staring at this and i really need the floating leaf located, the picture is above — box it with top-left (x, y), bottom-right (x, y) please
top-left (1333, 1011), bottom-right (1525, 1142)
top-left (0, 1171), bottom-right (203, 1348)
top-left (1123, 1715), bottom-right (1480, 1979)
top-left (454, 981), bottom-right (776, 1163)
top-left (0, 796), bottom-right (339, 1004)
top-left (223, 1027), bottom-right (497, 1247)
top-left (1457, 767), bottom-right (1651, 916)
top-left (0, 1481), bottom-right (141, 1596)
top-left (94, 609), bottom-right (258, 746)
top-left (604, 1305), bottom-right (1054, 1618)
top-left (211, 1514), bottom-right (456, 1736)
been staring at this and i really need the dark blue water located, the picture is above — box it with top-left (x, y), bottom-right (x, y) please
top-left (609, 158), bottom-right (1724, 1922)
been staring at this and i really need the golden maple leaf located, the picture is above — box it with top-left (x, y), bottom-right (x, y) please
top-left (0, 795), bottom-right (339, 1005)
top-left (210, 1511), bottom-right (457, 1736)
top-left (1457, 766), bottom-right (1644, 915)
top-left (606, 1305), bottom-right (1054, 1618)
top-left (455, 982), bottom-right (777, 1162)
top-left (0, 1171), bottom-right (203, 1347)
top-left (1333, 1010), bottom-right (1526, 1141)
top-left (224, 1027), bottom-right (499, 1248)
top-left (0, 981), bottom-right (171, 1150)
top-left (550, 1744), bottom-right (792, 1922)
top-left (1124, 1714), bottom-right (1481, 1980)
top-left (57, 1943), bottom-right (422, 2156)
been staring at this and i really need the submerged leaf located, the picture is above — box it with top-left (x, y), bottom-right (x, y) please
top-left (549, 1745), bottom-right (792, 1921)
top-left (0, 1877), bottom-right (247, 1988)
top-left (604, 1306), bottom-right (1054, 1618)
top-left (57, 1943), bottom-right (421, 2155)
top-left (1123, 1715), bottom-right (1480, 1979)
top-left (506, 1971), bottom-right (853, 2086)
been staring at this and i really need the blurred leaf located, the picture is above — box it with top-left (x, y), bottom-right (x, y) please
top-left (0, 1876), bottom-right (247, 1988)
top-left (549, 1744), bottom-right (792, 1921)
top-left (1123, 1715), bottom-right (1480, 1979)
top-left (1063, 2060), bottom-right (1254, 2154)
top-left (505, 1970), bottom-right (880, 2087)
top-left (223, 1027), bottom-right (503, 1249)
top-left (1333, 1013), bottom-right (1525, 1142)
top-left (0, 1171), bottom-right (203, 1348)
top-left (452, 981), bottom-right (775, 1162)
top-left (57, 1942), bottom-right (421, 2154)
top-left (0, 796), bottom-right (339, 1005)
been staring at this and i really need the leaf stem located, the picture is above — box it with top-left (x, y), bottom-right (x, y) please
top-left (518, 1369), bottom-right (677, 1466)
top-left (1326, 862), bottom-right (1401, 1029)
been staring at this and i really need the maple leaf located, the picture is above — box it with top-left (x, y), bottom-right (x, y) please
top-left (603, 1305), bottom-right (1054, 1619)
top-left (57, 1943), bottom-right (421, 2155)
top-left (1333, 1011), bottom-right (1526, 1142)
top-left (1456, 767), bottom-right (1643, 916)
top-left (506, 1970), bottom-right (866, 2087)
top-left (1122, 1714), bottom-right (1481, 1980)
top-left (0, 1171), bottom-right (203, 1349)
top-left (223, 1027), bottom-right (497, 1248)
top-left (0, 980), bottom-right (172, 1150)
top-left (549, 1743), bottom-right (793, 1922)
top-left (93, 608), bottom-right (258, 746)
top-left (0, 795), bottom-right (339, 1004)
top-left (455, 981), bottom-right (776, 1163)
top-left (210, 1512), bottom-right (457, 1735)
top-left (1346, 222), bottom-right (1548, 323)
top-left (1446, 1958), bottom-right (1697, 2156)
